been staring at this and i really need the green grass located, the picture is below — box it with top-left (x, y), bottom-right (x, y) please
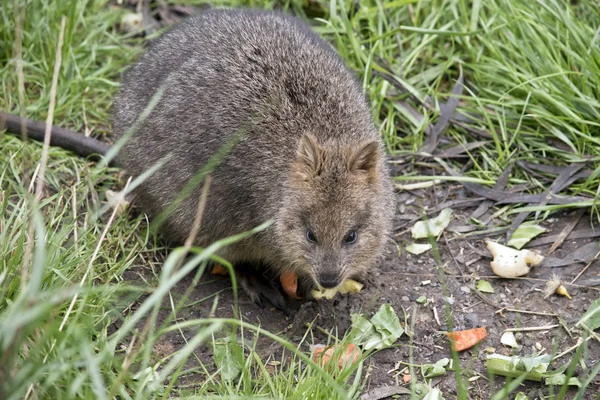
top-left (1, 0), bottom-right (600, 398)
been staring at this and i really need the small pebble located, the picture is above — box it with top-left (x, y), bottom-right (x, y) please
top-left (460, 286), bottom-right (471, 294)
top-left (464, 313), bottom-right (479, 328)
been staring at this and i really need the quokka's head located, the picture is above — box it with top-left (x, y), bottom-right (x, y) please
top-left (276, 133), bottom-right (393, 290)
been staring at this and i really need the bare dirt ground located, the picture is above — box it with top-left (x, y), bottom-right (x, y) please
top-left (125, 182), bottom-right (600, 399)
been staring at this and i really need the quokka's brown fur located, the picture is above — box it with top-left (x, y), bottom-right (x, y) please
top-left (112, 8), bottom-right (395, 308)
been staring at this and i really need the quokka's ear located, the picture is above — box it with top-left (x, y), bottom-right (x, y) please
top-left (292, 133), bottom-right (322, 180)
top-left (348, 141), bottom-right (380, 182)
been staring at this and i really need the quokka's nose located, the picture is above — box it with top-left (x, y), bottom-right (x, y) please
top-left (318, 273), bottom-right (340, 289)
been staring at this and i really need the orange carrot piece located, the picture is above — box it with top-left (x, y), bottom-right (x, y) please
top-left (312, 343), bottom-right (360, 370)
top-left (446, 327), bottom-right (487, 351)
top-left (402, 374), bottom-right (411, 384)
top-left (280, 271), bottom-right (301, 299)
top-left (211, 264), bottom-right (228, 276)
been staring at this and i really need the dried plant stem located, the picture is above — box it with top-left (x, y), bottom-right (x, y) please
top-left (20, 16), bottom-right (66, 291)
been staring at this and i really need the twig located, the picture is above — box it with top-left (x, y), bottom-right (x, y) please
top-left (59, 177), bottom-right (132, 332)
top-left (552, 337), bottom-right (590, 361)
top-left (1, 111), bottom-right (112, 162)
top-left (504, 324), bottom-right (559, 332)
top-left (21, 16), bottom-right (66, 291)
top-left (14, 0), bottom-right (27, 142)
top-left (181, 175), bottom-right (212, 253)
top-left (499, 308), bottom-right (557, 317)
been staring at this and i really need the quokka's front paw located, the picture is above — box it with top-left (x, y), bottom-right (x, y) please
top-left (234, 263), bottom-right (290, 314)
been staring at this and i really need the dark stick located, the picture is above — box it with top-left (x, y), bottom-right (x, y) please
top-left (0, 111), bottom-right (113, 164)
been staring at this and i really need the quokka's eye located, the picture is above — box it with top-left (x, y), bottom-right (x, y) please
top-left (306, 229), bottom-right (317, 244)
top-left (344, 230), bottom-right (358, 244)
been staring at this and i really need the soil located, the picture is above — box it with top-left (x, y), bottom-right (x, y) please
top-left (126, 182), bottom-right (600, 399)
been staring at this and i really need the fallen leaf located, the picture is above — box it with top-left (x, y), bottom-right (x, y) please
top-left (411, 208), bottom-right (453, 239)
top-left (507, 223), bottom-right (547, 249)
top-left (446, 327), bottom-right (487, 351)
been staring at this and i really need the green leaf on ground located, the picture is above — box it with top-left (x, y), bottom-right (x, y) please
top-left (411, 208), bottom-right (453, 239)
top-left (349, 304), bottom-right (404, 350)
top-left (476, 279), bottom-right (494, 293)
top-left (422, 358), bottom-right (450, 378)
top-left (507, 223), bottom-right (547, 249)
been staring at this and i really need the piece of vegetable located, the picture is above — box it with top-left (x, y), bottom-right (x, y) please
top-left (211, 264), bottom-right (228, 276)
top-left (312, 343), bottom-right (360, 370)
top-left (406, 243), bottom-right (432, 255)
top-left (485, 239), bottom-right (544, 278)
top-left (411, 208), bottom-right (453, 239)
top-left (280, 271), bottom-right (301, 299)
top-left (349, 304), bottom-right (404, 350)
top-left (446, 327), bottom-right (487, 351)
top-left (486, 354), bottom-right (551, 382)
top-left (402, 374), bottom-right (411, 383)
top-left (500, 331), bottom-right (519, 349)
top-left (213, 338), bottom-right (243, 381)
top-left (544, 374), bottom-right (581, 387)
top-left (311, 279), bottom-right (363, 300)
top-left (422, 358), bottom-right (450, 378)
top-left (476, 279), bottom-right (494, 293)
top-left (422, 388), bottom-right (444, 400)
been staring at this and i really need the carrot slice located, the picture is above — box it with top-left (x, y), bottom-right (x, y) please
top-left (312, 343), bottom-right (360, 370)
top-left (211, 264), bottom-right (228, 276)
top-left (446, 327), bottom-right (487, 351)
top-left (280, 271), bottom-right (301, 299)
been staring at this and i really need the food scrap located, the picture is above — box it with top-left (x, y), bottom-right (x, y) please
top-left (485, 239), bottom-right (544, 278)
top-left (280, 271), bottom-right (301, 299)
top-left (446, 327), bottom-right (487, 351)
top-left (311, 279), bottom-right (363, 300)
top-left (211, 264), bottom-right (228, 276)
top-left (312, 343), bottom-right (361, 370)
